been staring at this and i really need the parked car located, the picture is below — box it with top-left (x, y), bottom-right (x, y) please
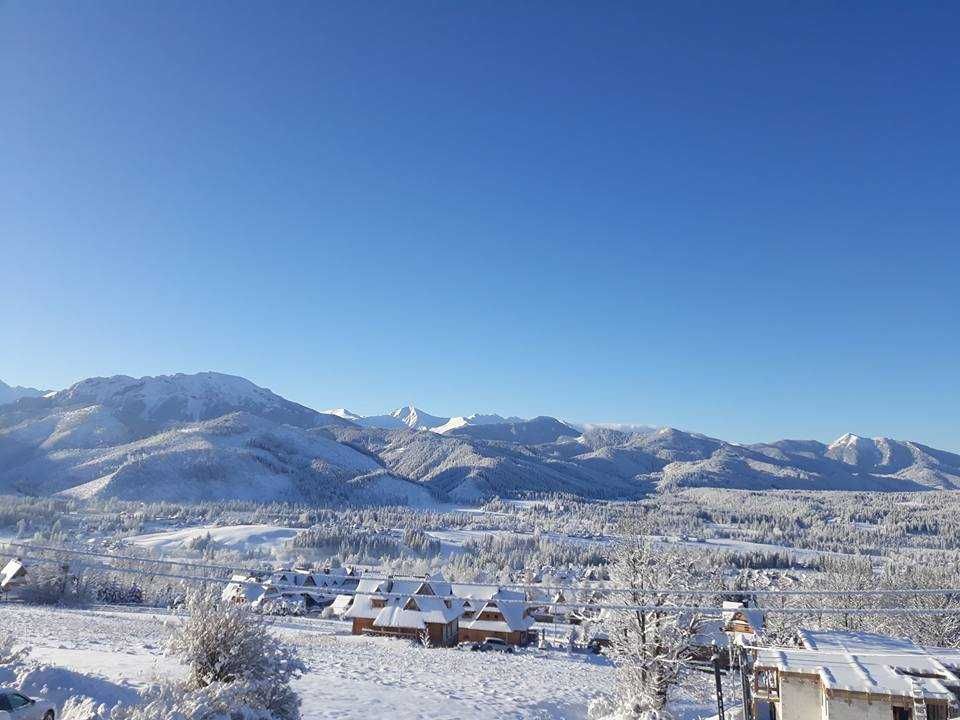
top-left (0, 689), bottom-right (56, 720)
top-left (470, 638), bottom-right (515, 654)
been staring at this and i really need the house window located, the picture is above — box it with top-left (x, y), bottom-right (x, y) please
top-left (892, 708), bottom-right (910, 720)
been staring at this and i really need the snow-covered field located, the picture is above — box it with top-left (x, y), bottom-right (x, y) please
top-left (126, 524), bottom-right (303, 551)
top-left (0, 603), bottom-right (617, 719)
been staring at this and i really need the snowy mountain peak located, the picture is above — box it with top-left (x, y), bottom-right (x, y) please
top-left (830, 432), bottom-right (867, 447)
top-left (388, 406), bottom-right (449, 430)
top-left (48, 371), bottom-right (321, 433)
top-left (57, 372), bottom-right (270, 407)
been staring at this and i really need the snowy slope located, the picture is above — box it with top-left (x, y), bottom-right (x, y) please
top-left (0, 412), bottom-right (390, 502)
top-left (330, 426), bottom-right (652, 502)
top-left (126, 523), bottom-right (303, 550)
top-left (432, 413), bottom-right (524, 434)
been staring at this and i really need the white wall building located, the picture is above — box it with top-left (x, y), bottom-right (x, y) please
top-left (753, 629), bottom-right (960, 720)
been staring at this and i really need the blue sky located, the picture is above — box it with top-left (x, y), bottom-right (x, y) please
top-left (2, 1), bottom-right (958, 449)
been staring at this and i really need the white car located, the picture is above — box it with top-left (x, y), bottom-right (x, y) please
top-left (0, 690), bottom-right (55, 720)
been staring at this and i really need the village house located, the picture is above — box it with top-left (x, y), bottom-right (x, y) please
top-left (752, 628), bottom-right (960, 720)
top-left (342, 573), bottom-right (462, 647)
top-left (222, 565), bottom-right (359, 613)
top-left (722, 599), bottom-right (765, 638)
top-left (221, 573), bottom-right (266, 605)
top-left (458, 596), bottom-right (536, 646)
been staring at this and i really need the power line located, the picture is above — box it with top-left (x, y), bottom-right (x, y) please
top-left (7, 549), bottom-right (960, 616)
top-left (5, 540), bottom-right (960, 598)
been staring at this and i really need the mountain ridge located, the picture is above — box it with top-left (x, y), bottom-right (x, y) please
top-left (2, 371), bottom-right (957, 503)
top-left (0, 379), bottom-right (46, 406)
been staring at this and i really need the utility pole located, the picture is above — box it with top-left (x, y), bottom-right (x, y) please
top-left (739, 646), bottom-right (755, 720)
top-left (712, 653), bottom-right (725, 720)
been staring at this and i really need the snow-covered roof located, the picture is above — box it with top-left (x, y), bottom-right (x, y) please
top-left (373, 603), bottom-right (426, 631)
top-left (331, 595), bottom-right (353, 615)
top-left (414, 595), bottom-right (462, 624)
top-left (221, 579), bottom-right (264, 604)
top-left (721, 601), bottom-right (765, 632)
top-left (461, 600), bottom-right (533, 633)
top-left (451, 584), bottom-right (525, 611)
top-left (0, 559), bottom-right (26, 589)
top-left (342, 573), bottom-right (455, 621)
top-left (755, 629), bottom-right (960, 700)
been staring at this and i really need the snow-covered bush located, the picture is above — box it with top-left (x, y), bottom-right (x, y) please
top-left (59, 696), bottom-right (108, 720)
top-left (0, 632), bottom-right (29, 667)
top-left (166, 586), bottom-right (305, 719)
top-left (106, 681), bottom-right (293, 720)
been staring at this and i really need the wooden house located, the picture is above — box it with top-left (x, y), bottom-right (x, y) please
top-left (343, 574), bottom-right (462, 647)
top-left (458, 597), bottom-right (535, 646)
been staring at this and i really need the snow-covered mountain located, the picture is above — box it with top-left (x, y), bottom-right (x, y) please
top-left (0, 410), bottom-right (429, 504)
top-left (0, 372), bottom-right (417, 504)
top-left (46, 372), bottom-right (328, 433)
top-left (322, 408), bottom-right (364, 422)
top-left (432, 413), bottom-right (524, 434)
top-left (2, 370), bottom-right (958, 503)
top-left (446, 416), bottom-right (581, 445)
top-left (0, 380), bottom-right (45, 406)
top-left (323, 406), bottom-right (524, 433)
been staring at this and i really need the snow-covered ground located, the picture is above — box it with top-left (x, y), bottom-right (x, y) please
top-left (1, 603), bottom-right (618, 719)
top-left (125, 524), bottom-right (303, 551)
top-left (121, 519), bottom-right (830, 563)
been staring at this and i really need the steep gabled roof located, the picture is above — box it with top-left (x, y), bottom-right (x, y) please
top-left (1, 559), bottom-right (26, 589)
top-left (373, 598), bottom-right (426, 630)
top-left (414, 594), bottom-right (462, 624)
top-left (461, 599), bottom-right (533, 633)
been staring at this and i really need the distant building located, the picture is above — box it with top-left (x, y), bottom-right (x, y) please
top-left (752, 628), bottom-right (960, 720)
top-left (722, 600), bottom-right (764, 636)
top-left (221, 573), bottom-right (266, 604)
top-left (223, 565), bottom-right (359, 613)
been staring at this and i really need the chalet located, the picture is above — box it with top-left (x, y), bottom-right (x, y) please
top-left (221, 573), bottom-right (266, 604)
top-left (371, 594), bottom-right (461, 646)
top-left (452, 584), bottom-right (526, 619)
top-left (458, 597), bottom-right (536, 646)
top-left (342, 573), bottom-right (462, 647)
top-left (722, 600), bottom-right (765, 638)
top-left (752, 629), bottom-right (960, 720)
top-left (330, 593), bottom-right (354, 618)
top-left (0, 559), bottom-right (27, 593)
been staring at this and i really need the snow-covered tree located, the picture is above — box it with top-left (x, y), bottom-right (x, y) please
top-left (603, 528), bottom-right (713, 718)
